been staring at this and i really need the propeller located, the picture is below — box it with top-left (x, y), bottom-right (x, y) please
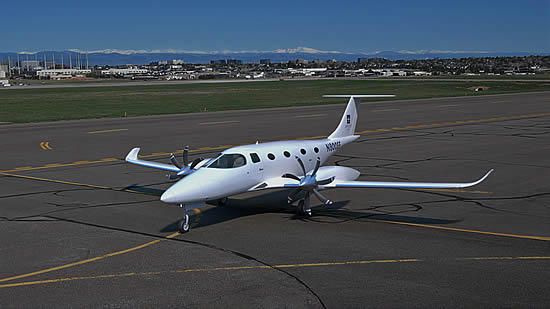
top-left (167, 146), bottom-right (203, 179)
top-left (282, 157), bottom-right (335, 210)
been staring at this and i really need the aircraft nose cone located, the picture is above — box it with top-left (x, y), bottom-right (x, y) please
top-left (160, 188), bottom-right (178, 203)
top-left (160, 177), bottom-right (205, 204)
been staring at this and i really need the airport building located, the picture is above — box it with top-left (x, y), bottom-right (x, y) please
top-left (37, 69), bottom-right (92, 79)
top-left (98, 68), bottom-right (149, 76)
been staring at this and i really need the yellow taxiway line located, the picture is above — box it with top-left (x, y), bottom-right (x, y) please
top-left (0, 232), bottom-right (180, 285)
top-left (2, 111), bottom-right (549, 174)
top-left (367, 219), bottom-right (550, 241)
top-left (294, 114), bottom-right (327, 118)
top-left (87, 128), bottom-right (129, 134)
top-left (1, 256), bottom-right (548, 289)
top-left (199, 120), bottom-right (240, 125)
top-left (0, 172), bottom-right (150, 195)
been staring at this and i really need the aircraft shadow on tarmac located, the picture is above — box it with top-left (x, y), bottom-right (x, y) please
top-left (159, 189), bottom-right (460, 232)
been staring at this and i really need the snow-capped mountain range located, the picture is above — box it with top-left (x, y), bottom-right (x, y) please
top-left (1, 47), bottom-right (547, 66)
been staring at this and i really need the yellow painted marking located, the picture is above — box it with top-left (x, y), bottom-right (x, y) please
top-left (457, 256), bottom-right (550, 261)
top-left (0, 172), bottom-right (148, 196)
top-left (2, 256), bottom-right (549, 289)
top-left (199, 120), bottom-right (240, 125)
top-left (0, 232), bottom-right (180, 284)
top-left (357, 112), bottom-right (550, 135)
top-left (87, 128), bottom-right (128, 134)
top-left (367, 219), bottom-right (550, 241)
top-left (2, 111), bottom-right (550, 174)
top-left (372, 108), bottom-right (399, 112)
top-left (0, 258), bottom-right (421, 288)
top-left (39, 142), bottom-right (52, 150)
top-left (438, 104), bottom-right (459, 107)
top-left (294, 114), bottom-right (327, 118)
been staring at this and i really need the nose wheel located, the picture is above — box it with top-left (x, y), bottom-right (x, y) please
top-left (178, 204), bottom-right (190, 233)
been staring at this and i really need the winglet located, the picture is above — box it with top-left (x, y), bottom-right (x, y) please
top-left (125, 147), bottom-right (140, 162)
top-left (470, 169), bottom-right (494, 187)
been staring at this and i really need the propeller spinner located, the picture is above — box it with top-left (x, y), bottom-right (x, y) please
top-left (282, 157), bottom-right (334, 215)
top-left (167, 146), bottom-right (203, 179)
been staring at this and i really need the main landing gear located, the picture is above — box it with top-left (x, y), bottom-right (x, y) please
top-left (296, 193), bottom-right (312, 217)
top-left (178, 204), bottom-right (190, 233)
top-left (297, 200), bottom-right (312, 217)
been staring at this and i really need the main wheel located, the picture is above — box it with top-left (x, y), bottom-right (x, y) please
top-left (217, 197), bottom-right (228, 206)
top-left (297, 200), bottom-right (312, 217)
top-left (178, 214), bottom-right (190, 233)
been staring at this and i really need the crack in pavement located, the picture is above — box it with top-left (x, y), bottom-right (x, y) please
top-left (34, 215), bottom-right (327, 309)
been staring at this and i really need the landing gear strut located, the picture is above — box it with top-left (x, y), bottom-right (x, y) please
top-left (296, 193), bottom-right (312, 217)
top-left (178, 204), bottom-right (190, 233)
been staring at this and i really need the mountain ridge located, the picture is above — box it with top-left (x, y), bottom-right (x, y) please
top-left (1, 47), bottom-right (548, 66)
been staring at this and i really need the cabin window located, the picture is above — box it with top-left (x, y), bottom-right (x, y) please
top-left (267, 153), bottom-right (275, 160)
top-left (250, 153), bottom-right (261, 163)
top-left (208, 153), bottom-right (247, 168)
top-left (314, 147), bottom-right (319, 153)
top-left (283, 151), bottom-right (291, 158)
top-left (300, 148), bottom-right (306, 155)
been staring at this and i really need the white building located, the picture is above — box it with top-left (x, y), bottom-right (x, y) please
top-left (99, 68), bottom-right (149, 76)
top-left (37, 69), bottom-right (92, 78)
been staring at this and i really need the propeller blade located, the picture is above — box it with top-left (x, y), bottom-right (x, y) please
top-left (311, 158), bottom-right (321, 176)
top-left (190, 157), bottom-right (203, 169)
top-left (296, 156), bottom-right (306, 175)
top-left (183, 146), bottom-right (189, 166)
top-left (303, 191), bottom-right (311, 209)
top-left (312, 188), bottom-right (333, 205)
top-left (316, 177), bottom-right (335, 186)
top-left (170, 154), bottom-right (183, 169)
top-left (287, 188), bottom-right (301, 204)
top-left (282, 173), bottom-right (301, 181)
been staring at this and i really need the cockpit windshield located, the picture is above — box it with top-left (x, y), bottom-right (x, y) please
top-left (207, 153), bottom-right (247, 169)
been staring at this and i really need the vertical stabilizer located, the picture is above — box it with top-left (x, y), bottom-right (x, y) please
top-left (324, 94), bottom-right (395, 139)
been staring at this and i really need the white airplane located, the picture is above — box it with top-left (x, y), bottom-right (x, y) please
top-left (126, 95), bottom-right (493, 233)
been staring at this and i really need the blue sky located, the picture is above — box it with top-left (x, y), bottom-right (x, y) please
top-left (2, 0), bottom-right (549, 53)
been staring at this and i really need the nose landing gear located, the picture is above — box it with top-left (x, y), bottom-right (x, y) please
top-left (178, 204), bottom-right (190, 233)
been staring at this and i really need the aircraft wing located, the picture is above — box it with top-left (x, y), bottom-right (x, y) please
top-left (320, 170), bottom-right (493, 189)
top-left (125, 148), bottom-right (180, 172)
top-left (249, 169), bottom-right (492, 191)
top-left (248, 176), bottom-right (299, 191)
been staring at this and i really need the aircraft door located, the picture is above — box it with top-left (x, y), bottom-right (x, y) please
top-left (248, 152), bottom-right (264, 181)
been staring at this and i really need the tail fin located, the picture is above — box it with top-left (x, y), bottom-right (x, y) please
top-left (324, 95), bottom-right (394, 139)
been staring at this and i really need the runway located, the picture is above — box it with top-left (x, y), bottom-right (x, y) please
top-left (1, 91), bottom-right (549, 308)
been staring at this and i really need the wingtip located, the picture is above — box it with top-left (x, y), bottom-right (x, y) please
top-left (125, 147), bottom-right (141, 162)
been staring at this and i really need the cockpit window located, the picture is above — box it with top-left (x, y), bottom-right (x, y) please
top-left (207, 154), bottom-right (247, 168)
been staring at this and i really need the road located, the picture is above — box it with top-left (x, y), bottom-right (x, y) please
top-left (1, 91), bottom-right (549, 308)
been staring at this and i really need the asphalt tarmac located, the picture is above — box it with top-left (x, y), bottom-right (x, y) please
top-left (1, 91), bottom-right (549, 308)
